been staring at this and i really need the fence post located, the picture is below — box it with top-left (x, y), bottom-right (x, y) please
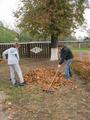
top-left (27, 44), bottom-right (30, 57)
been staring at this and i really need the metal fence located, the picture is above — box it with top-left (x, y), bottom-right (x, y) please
top-left (0, 41), bottom-right (51, 58)
top-left (0, 41), bottom-right (90, 58)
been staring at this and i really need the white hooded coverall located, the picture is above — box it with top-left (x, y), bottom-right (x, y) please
top-left (2, 47), bottom-right (24, 85)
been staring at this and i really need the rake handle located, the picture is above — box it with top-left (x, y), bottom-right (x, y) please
top-left (47, 68), bottom-right (59, 89)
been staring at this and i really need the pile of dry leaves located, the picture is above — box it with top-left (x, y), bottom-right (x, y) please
top-left (72, 61), bottom-right (90, 81)
top-left (24, 68), bottom-right (72, 91)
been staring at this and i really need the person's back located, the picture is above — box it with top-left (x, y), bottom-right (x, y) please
top-left (3, 47), bottom-right (19, 65)
top-left (60, 46), bottom-right (73, 61)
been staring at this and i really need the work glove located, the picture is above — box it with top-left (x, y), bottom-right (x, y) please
top-left (58, 64), bottom-right (61, 68)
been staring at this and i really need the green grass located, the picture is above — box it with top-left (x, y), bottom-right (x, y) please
top-left (0, 80), bottom-right (24, 102)
top-left (0, 79), bottom-right (43, 104)
top-left (71, 47), bottom-right (90, 52)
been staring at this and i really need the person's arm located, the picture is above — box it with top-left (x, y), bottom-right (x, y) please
top-left (2, 49), bottom-right (8, 60)
top-left (58, 49), bottom-right (68, 67)
top-left (58, 56), bottom-right (65, 67)
top-left (14, 49), bottom-right (20, 61)
top-left (16, 52), bottom-right (20, 61)
top-left (59, 50), bottom-right (67, 65)
top-left (59, 56), bottom-right (65, 65)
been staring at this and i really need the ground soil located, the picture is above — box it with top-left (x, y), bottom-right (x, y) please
top-left (0, 58), bottom-right (90, 120)
top-left (0, 91), bottom-right (8, 120)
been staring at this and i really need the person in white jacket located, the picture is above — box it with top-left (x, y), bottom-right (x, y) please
top-left (2, 43), bottom-right (25, 86)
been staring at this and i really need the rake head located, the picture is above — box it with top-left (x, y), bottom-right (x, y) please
top-left (42, 86), bottom-right (55, 93)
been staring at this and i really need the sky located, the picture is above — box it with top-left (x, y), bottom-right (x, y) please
top-left (0, 0), bottom-right (90, 38)
top-left (75, 8), bottom-right (90, 38)
top-left (0, 0), bottom-right (20, 29)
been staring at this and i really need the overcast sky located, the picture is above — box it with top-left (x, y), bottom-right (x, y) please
top-left (0, 0), bottom-right (20, 29)
top-left (75, 8), bottom-right (90, 38)
top-left (0, 0), bottom-right (90, 38)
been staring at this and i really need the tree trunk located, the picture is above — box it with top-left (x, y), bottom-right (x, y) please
top-left (50, 33), bottom-right (58, 61)
top-left (51, 33), bottom-right (58, 48)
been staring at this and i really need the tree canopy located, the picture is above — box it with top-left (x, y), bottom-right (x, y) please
top-left (0, 24), bottom-right (16, 43)
top-left (15, 0), bottom-right (89, 46)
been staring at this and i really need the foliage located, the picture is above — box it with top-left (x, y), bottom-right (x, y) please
top-left (86, 28), bottom-right (90, 40)
top-left (18, 31), bottom-right (50, 41)
top-left (0, 21), bottom-right (4, 27)
top-left (15, 0), bottom-right (89, 44)
top-left (0, 25), bottom-right (16, 43)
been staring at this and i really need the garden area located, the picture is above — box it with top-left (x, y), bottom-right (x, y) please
top-left (0, 0), bottom-right (90, 119)
top-left (0, 57), bottom-right (90, 120)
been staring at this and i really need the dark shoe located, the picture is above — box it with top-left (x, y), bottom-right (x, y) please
top-left (70, 73), bottom-right (72, 77)
top-left (13, 82), bottom-right (19, 87)
top-left (19, 81), bottom-right (26, 86)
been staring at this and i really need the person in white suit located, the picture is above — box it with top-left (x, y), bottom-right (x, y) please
top-left (2, 43), bottom-right (26, 86)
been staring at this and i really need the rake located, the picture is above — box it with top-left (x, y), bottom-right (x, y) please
top-left (43, 68), bottom-right (59, 92)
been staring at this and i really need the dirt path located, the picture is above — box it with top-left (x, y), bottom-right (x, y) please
top-left (0, 91), bottom-right (8, 120)
top-left (39, 75), bottom-right (90, 120)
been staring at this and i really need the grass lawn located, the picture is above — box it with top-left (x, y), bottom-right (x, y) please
top-left (72, 47), bottom-right (90, 52)
top-left (0, 59), bottom-right (90, 120)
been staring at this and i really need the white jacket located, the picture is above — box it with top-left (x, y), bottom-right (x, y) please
top-left (2, 47), bottom-right (20, 65)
